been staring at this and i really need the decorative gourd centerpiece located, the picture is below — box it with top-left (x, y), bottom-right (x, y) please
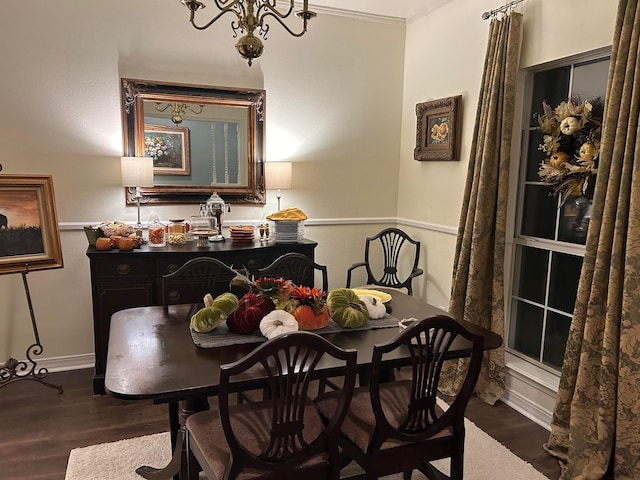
top-left (360, 295), bottom-right (386, 319)
top-left (260, 310), bottom-right (299, 339)
top-left (284, 285), bottom-right (329, 331)
top-left (326, 288), bottom-right (369, 328)
top-left (254, 277), bottom-right (295, 309)
top-left (226, 292), bottom-right (275, 334)
top-left (190, 292), bottom-right (239, 333)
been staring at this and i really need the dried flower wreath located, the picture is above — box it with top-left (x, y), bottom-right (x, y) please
top-left (537, 97), bottom-right (603, 205)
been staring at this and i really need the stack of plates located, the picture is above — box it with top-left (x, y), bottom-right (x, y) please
top-left (229, 226), bottom-right (255, 243)
top-left (273, 220), bottom-right (304, 243)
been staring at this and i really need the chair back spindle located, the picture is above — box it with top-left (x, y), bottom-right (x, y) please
top-left (257, 252), bottom-right (328, 292)
top-left (347, 227), bottom-right (423, 295)
top-left (161, 256), bottom-right (238, 311)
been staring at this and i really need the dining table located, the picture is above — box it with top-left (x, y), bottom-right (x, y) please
top-left (105, 287), bottom-right (502, 480)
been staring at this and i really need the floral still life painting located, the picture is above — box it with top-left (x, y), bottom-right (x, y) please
top-left (536, 98), bottom-right (603, 205)
top-left (144, 124), bottom-right (191, 176)
top-left (430, 117), bottom-right (450, 144)
top-left (414, 95), bottom-right (461, 161)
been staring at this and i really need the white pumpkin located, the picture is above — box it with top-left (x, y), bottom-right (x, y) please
top-left (360, 295), bottom-right (387, 319)
top-left (560, 117), bottom-right (579, 135)
top-left (259, 310), bottom-right (299, 339)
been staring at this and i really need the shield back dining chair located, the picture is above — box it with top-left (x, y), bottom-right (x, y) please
top-left (184, 330), bottom-right (358, 480)
top-left (161, 256), bottom-right (238, 312)
top-left (315, 315), bottom-right (484, 480)
top-left (257, 252), bottom-right (329, 292)
top-left (346, 227), bottom-right (423, 296)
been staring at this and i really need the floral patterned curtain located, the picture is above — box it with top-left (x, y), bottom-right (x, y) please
top-left (442, 12), bottom-right (522, 404)
top-left (544, 1), bottom-right (640, 478)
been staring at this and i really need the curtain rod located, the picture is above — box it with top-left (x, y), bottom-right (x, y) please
top-left (481, 0), bottom-right (525, 20)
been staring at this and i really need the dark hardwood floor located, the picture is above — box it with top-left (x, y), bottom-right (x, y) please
top-left (0, 368), bottom-right (561, 480)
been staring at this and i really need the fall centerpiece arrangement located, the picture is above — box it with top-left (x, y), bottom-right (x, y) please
top-left (189, 270), bottom-right (393, 339)
top-left (536, 98), bottom-right (603, 205)
top-left (253, 276), bottom-right (295, 307)
top-left (283, 285), bottom-right (330, 330)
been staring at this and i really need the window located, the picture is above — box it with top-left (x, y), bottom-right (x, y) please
top-left (507, 52), bottom-right (610, 375)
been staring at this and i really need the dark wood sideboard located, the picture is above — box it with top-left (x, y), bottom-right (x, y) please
top-left (86, 238), bottom-right (317, 394)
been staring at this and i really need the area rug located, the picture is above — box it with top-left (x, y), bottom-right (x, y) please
top-left (65, 417), bottom-right (549, 480)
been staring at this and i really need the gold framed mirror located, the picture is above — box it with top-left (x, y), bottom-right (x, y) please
top-left (121, 78), bottom-right (266, 205)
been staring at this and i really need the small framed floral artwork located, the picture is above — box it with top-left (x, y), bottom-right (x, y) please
top-left (0, 175), bottom-right (63, 275)
top-left (414, 95), bottom-right (462, 161)
top-left (144, 124), bottom-right (191, 175)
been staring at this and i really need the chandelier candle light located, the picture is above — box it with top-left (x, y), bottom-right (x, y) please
top-left (180, 0), bottom-right (316, 65)
top-left (121, 156), bottom-right (154, 235)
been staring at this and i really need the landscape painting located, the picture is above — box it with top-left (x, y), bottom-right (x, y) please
top-left (0, 175), bottom-right (63, 275)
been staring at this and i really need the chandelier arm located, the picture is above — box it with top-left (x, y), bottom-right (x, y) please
top-left (257, 0), bottom-right (295, 19)
top-left (188, 105), bottom-right (205, 114)
top-left (154, 102), bottom-right (172, 113)
top-left (188, 5), bottom-right (242, 31)
top-left (259, 11), bottom-right (312, 37)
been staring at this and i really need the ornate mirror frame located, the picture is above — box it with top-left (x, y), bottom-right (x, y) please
top-left (121, 78), bottom-right (266, 205)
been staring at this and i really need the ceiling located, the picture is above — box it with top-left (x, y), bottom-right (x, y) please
top-left (308, 0), bottom-right (455, 21)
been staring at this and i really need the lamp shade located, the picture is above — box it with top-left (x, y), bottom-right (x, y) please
top-left (121, 157), bottom-right (154, 187)
top-left (265, 162), bottom-right (292, 190)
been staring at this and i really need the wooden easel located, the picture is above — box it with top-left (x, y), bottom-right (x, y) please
top-left (0, 264), bottom-right (63, 393)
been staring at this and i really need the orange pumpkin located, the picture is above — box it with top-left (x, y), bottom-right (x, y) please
top-left (549, 151), bottom-right (570, 169)
top-left (294, 304), bottom-right (330, 330)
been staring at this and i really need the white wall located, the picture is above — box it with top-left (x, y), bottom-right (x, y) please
top-left (0, 1), bottom-right (405, 362)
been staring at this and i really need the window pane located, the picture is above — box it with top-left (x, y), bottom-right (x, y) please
top-left (542, 311), bottom-right (571, 369)
top-left (530, 67), bottom-right (570, 127)
top-left (510, 300), bottom-right (543, 360)
top-left (514, 245), bottom-right (548, 303)
top-left (549, 252), bottom-right (583, 312)
top-left (521, 184), bottom-right (558, 239)
top-left (558, 196), bottom-right (593, 245)
top-left (525, 129), bottom-right (547, 182)
top-left (573, 58), bottom-right (610, 102)
top-left (510, 52), bottom-right (609, 375)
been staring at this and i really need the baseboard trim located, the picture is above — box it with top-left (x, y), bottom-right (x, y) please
top-left (1, 353), bottom-right (95, 374)
top-left (502, 368), bottom-right (555, 431)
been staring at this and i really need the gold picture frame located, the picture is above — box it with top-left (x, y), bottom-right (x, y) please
top-left (414, 95), bottom-right (462, 161)
top-left (144, 124), bottom-right (191, 176)
top-left (0, 175), bottom-right (63, 275)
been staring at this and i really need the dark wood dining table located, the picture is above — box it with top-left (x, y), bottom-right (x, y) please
top-left (105, 288), bottom-right (502, 480)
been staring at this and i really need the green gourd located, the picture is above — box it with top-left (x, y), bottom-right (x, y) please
top-left (190, 306), bottom-right (227, 333)
top-left (212, 292), bottom-right (239, 315)
top-left (327, 288), bottom-right (369, 328)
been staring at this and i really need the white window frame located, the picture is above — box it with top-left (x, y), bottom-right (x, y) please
top-left (504, 47), bottom-right (611, 391)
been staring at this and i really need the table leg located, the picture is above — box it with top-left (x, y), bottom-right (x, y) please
top-left (135, 428), bottom-right (184, 480)
top-left (134, 398), bottom-right (209, 480)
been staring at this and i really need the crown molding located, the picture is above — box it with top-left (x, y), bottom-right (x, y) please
top-left (312, 5), bottom-right (405, 25)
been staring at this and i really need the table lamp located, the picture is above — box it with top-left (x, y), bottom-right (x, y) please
top-left (121, 156), bottom-right (154, 235)
top-left (265, 161), bottom-right (292, 211)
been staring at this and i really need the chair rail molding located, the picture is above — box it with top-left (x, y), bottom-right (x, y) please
top-left (60, 217), bottom-right (459, 234)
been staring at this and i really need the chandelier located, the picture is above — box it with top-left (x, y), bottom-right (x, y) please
top-left (180, 0), bottom-right (316, 66)
top-left (154, 102), bottom-right (204, 125)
